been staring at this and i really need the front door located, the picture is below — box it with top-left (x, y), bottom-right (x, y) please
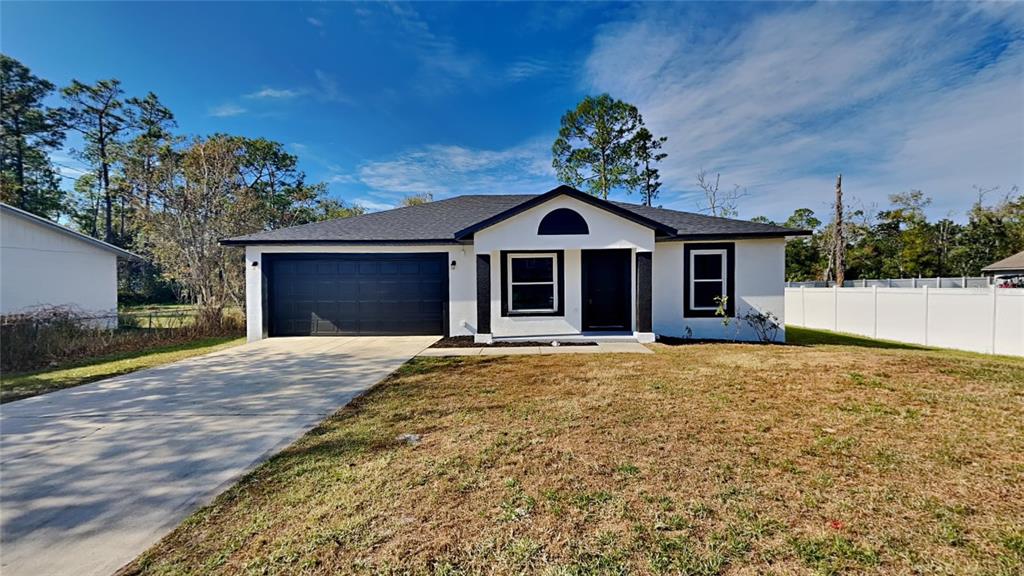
top-left (582, 249), bottom-right (631, 331)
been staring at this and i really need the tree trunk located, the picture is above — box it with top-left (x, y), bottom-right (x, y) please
top-left (91, 173), bottom-right (101, 237)
top-left (833, 174), bottom-right (846, 286)
top-left (13, 115), bottom-right (26, 209)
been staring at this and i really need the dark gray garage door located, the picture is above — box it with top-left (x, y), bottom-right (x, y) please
top-left (267, 253), bottom-right (447, 336)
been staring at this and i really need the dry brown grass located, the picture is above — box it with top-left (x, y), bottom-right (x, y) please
top-left (122, 329), bottom-right (1024, 575)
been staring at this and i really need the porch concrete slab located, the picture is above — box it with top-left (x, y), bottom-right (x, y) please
top-left (479, 347), bottom-right (543, 355)
top-left (417, 342), bottom-right (652, 357)
top-left (593, 342), bottom-right (654, 354)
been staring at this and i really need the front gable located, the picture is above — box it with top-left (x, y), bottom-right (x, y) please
top-left (473, 193), bottom-right (657, 253)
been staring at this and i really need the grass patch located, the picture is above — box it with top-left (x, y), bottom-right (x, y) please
top-left (122, 334), bottom-right (1024, 575)
top-left (1, 336), bottom-right (243, 403)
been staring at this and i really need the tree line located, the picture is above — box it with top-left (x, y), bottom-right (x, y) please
top-left (755, 187), bottom-right (1023, 281)
top-left (1, 54), bottom-right (361, 321)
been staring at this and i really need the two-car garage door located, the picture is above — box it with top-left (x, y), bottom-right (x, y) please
top-left (266, 253), bottom-right (447, 336)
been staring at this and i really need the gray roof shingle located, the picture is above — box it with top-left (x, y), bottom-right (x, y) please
top-left (222, 188), bottom-right (807, 245)
top-left (982, 250), bottom-right (1024, 273)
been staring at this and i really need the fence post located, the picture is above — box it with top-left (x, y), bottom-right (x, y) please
top-left (962, 276), bottom-right (966, 288)
top-left (912, 277), bottom-right (918, 288)
top-left (833, 285), bottom-right (839, 331)
top-left (922, 285), bottom-right (929, 346)
top-left (800, 286), bottom-right (806, 327)
top-left (990, 285), bottom-right (998, 354)
top-left (872, 285), bottom-right (878, 339)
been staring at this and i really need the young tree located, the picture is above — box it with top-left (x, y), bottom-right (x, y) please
top-left (62, 79), bottom-right (134, 243)
top-left (695, 168), bottom-right (745, 218)
top-left (0, 55), bottom-right (66, 218)
top-left (630, 127), bottom-right (667, 206)
top-left (552, 94), bottom-right (642, 199)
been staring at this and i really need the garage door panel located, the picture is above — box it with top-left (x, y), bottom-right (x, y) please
top-left (269, 254), bottom-right (446, 336)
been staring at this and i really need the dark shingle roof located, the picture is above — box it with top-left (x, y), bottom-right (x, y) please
top-left (222, 187), bottom-right (807, 245)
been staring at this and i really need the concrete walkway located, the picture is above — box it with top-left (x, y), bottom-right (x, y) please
top-left (419, 341), bottom-right (652, 356)
top-left (0, 335), bottom-right (437, 576)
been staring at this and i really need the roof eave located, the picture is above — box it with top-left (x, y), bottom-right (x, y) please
top-left (1, 203), bottom-right (143, 260)
top-left (219, 238), bottom-right (462, 246)
top-left (658, 229), bottom-right (812, 242)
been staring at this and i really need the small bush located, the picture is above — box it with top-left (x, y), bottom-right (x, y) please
top-left (0, 305), bottom-right (243, 374)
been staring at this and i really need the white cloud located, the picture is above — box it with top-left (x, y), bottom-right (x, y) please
top-left (208, 103), bottom-right (246, 117)
top-left (384, 2), bottom-right (480, 95)
top-left (583, 3), bottom-right (1024, 220)
top-left (326, 173), bottom-right (357, 184)
top-left (306, 17), bottom-right (323, 28)
top-left (314, 69), bottom-right (353, 104)
top-left (357, 141), bottom-right (554, 199)
top-left (245, 87), bottom-right (305, 99)
top-left (505, 59), bottom-right (549, 82)
top-left (352, 197), bottom-right (396, 212)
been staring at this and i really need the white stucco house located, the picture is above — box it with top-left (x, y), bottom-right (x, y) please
top-left (1, 202), bottom-right (138, 325)
top-left (222, 186), bottom-right (809, 344)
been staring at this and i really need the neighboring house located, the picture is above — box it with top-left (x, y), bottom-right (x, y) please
top-left (982, 250), bottom-right (1024, 287)
top-left (0, 203), bottom-right (138, 326)
top-left (222, 186), bottom-right (809, 343)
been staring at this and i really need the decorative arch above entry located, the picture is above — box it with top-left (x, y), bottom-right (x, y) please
top-left (538, 208), bottom-right (589, 235)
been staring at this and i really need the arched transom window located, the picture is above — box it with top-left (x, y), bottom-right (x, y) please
top-left (537, 208), bottom-right (589, 235)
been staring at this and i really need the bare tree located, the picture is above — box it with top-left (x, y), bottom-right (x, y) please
top-left (832, 174), bottom-right (846, 286)
top-left (695, 168), bottom-right (746, 218)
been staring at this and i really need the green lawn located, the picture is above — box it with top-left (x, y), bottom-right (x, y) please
top-left (0, 336), bottom-right (244, 403)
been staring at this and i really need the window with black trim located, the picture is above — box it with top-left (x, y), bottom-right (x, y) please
top-left (690, 249), bottom-right (727, 310)
top-left (683, 243), bottom-right (735, 318)
top-left (507, 253), bottom-right (558, 313)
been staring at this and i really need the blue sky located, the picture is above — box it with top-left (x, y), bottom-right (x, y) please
top-left (3, 1), bottom-right (1022, 221)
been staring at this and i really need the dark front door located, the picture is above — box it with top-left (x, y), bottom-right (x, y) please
top-left (267, 253), bottom-right (447, 336)
top-left (582, 249), bottom-right (631, 331)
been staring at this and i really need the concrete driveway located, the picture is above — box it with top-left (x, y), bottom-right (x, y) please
top-left (0, 335), bottom-right (437, 576)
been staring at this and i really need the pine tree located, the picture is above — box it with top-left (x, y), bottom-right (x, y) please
top-left (0, 55), bottom-right (66, 218)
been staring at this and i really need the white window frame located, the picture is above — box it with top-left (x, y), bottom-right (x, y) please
top-left (689, 249), bottom-right (727, 311)
top-left (507, 253), bottom-right (558, 313)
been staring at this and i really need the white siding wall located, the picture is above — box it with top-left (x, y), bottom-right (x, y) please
top-left (244, 244), bottom-right (475, 342)
top-left (653, 238), bottom-right (787, 342)
top-left (1, 211), bottom-right (118, 320)
top-left (474, 196), bottom-right (653, 339)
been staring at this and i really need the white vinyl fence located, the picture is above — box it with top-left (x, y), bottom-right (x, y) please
top-left (785, 287), bottom-right (1024, 356)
